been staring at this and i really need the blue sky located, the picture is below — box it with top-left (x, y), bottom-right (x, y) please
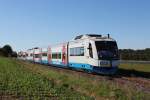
top-left (0, 0), bottom-right (150, 51)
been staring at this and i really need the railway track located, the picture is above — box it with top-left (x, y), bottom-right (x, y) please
top-left (18, 60), bottom-right (150, 94)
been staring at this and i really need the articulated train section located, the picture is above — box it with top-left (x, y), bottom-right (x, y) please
top-left (18, 34), bottom-right (119, 75)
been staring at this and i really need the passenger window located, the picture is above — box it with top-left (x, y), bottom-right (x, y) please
top-left (52, 52), bottom-right (61, 59)
top-left (80, 47), bottom-right (84, 56)
top-left (42, 53), bottom-right (47, 56)
top-left (70, 47), bottom-right (84, 56)
top-left (89, 43), bottom-right (93, 58)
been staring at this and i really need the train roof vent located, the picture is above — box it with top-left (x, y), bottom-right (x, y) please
top-left (86, 34), bottom-right (102, 38)
top-left (74, 35), bottom-right (83, 40)
top-left (74, 34), bottom-right (103, 40)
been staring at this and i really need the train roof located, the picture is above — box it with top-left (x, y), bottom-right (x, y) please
top-left (72, 34), bottom-right (115, 41)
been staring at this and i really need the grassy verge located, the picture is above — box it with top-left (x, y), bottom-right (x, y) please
top-left (0, 57), bottom-right (149, 100)
top-left (119, 63), bottom-right (150, 78)
top-left (119, 63), bottom-right (150, 72)
top-left (18, 59), bottom-right (149, 100)
top-left (0, 57), bottom-right (91, 100)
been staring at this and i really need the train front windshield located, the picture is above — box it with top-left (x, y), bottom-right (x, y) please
top-left (95, 41), bottom-right (119, 60)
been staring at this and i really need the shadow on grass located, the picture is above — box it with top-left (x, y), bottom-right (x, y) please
top-left (116, 68), bottom-right (150, 79)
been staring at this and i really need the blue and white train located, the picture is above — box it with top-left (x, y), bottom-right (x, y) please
top-left (18, 34), bottom-right (119, 75)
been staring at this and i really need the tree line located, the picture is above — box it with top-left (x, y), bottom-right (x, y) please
top-left (0, 44), bottom-right (150, 61)
top-left (119, 48), bottom-right (150, 61)
top-left (0, 45), bottom-right (17, 57)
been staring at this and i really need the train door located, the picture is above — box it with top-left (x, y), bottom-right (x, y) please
top-left (62, 44), bottom-right (67, 65)
top-left (48, 47), bottom-right (52, 64)
top-left (85, 41), bottom-right (97, 68)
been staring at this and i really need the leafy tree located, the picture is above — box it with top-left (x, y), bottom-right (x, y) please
top-left (0, 45), bottom-right (17, 57)
top-left (2, 45), bottom-right (13, 57)
top-left (0, 48), bottom-right (4, 56)
top-left (119, 48), bottom-right (150, 61)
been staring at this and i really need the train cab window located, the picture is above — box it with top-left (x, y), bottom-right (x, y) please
top-left (95, 41), bottom-right (119, 60)
top-left (89, 43), bottom-right (93, 58)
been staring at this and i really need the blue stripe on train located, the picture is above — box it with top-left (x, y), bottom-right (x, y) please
top-left (68, 62), bottom-right (118, 74)
top-left (50, 61), bottom-right (67, 67)
top-left (68, 62), bottom-right (93, 70)
top-left (41, 60), bottom-right (48, 64)
top-left (40, 60), bottom-right (118, 74)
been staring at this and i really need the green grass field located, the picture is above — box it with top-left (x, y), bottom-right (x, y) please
top-left (119, 63), bottom-right (150, 78)
top-left (0, 57), bottom-right (91, 100)
top-left (119, 63), bottom-right (150, 72)
top-left (0, 57), bottom-right (149, 100)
